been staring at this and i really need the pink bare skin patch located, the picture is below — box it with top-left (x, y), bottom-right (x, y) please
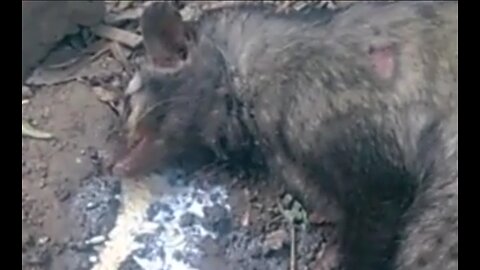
top-left (369, 44), bottom-right (396, 80)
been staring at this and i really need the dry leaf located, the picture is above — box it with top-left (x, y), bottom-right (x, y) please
top-left (22, 120), bottom-right (54, 140)
top-left (26, 41), bottom-right (110, 86)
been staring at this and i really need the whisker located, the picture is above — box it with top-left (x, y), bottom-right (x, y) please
top-left (130, 93), bottom-right (203, 128)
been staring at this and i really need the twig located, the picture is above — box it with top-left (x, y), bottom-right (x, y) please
top-left (46, 57), bottom-right (81, 70)
top-left (277, 200), bottom-right (297, 270)
top-left (241, 188), bottom-right (251, 227)
top-left (91, 24), bottom-right (143, 48)
top-left (290, 224), bottom-right (296, 270)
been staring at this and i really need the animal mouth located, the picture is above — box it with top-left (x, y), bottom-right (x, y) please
top-left (112, 128), bottom-right (157, 177)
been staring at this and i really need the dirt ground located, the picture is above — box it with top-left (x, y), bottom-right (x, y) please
top-left (22, 54), bottom-right (123, 270)
top-left (22, 2), bottom-right (341, 270)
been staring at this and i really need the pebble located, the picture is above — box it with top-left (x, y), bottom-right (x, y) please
top-left (38, 236), bottom-right (50, 245)
top-left (88, 255), bottom-right (98, 263)
top-left (86, 202), bottom-right (98, 210)
top-left (85, 235), bottom-right (106, 246)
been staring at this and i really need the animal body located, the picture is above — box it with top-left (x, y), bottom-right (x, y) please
top-left (114, 2), bottom-right (458, 269)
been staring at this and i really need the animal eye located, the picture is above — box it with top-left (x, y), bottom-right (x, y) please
top-left (177, 46), bottom-right (188, 60)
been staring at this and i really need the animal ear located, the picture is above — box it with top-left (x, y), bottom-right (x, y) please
top-left (140, 2), bottom-right (197, 69)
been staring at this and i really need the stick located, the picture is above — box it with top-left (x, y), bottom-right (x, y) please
top-left (290, 224), bottom-right (296, 270)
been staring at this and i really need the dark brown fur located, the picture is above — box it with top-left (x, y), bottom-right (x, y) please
top-left (114, 2), bottom-right (458, 270)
